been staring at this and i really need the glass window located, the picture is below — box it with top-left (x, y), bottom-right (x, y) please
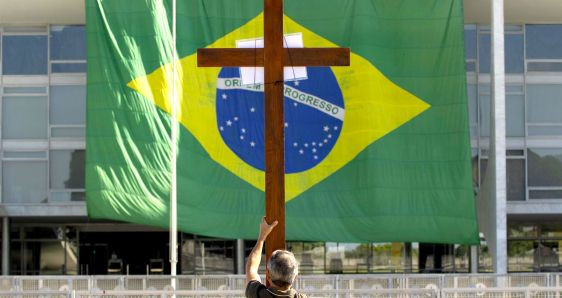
top-left (371, 243), bottom-right (404, 273)
top-left (2, 161), bottom-right (48, 203)
top-left (3, 87), bottom-right (47, 94)
top-left (479, 94), bottom-right (490, 137)
top-left (196, 239), bottom-right (234, 274)
top-left (526, 25), bottom-right (562, 59)
top-left (477, 84), bottom-right (523, 137)
top-left (4, 151), bottom-right (47, 159)
top-left (37, 241), bottom-right (66, 274)
top-left (50, 85), bottom-right (86, 125)
top-left (50, 150), bottom-right (85, 189)
top-left (509, 224), bottom-right (539, 238)
top-left (479, 241), bottom-right (493, 272)
top-left (479, 33), bottom-right (524, 73)
top-left (528, 148), bottom-right (562, 187)
top-left (181, 239), bottom-right (196, 274)
top-left (288, 242), bottom-right (325, 274)
top-left (533, 242), bottom-right (560, 272)
top-left (479, 33), bottom-right (491, 74)
top-left (527, 62), bottom-right (562, 72)
top-left (507, 85), bottom-right (524, 93)
top-left (508, 240), bottom-right (535, 272)
top-left (65, 227), bottom-right (79, 275)
top-left (51, 63), bottom-right (87, 73)
top-left (507, 149), bottom-right (525, 156)
top-left (472, 149), bottom-right (479, 189)
top-left (51, 127), bottom-right (85, 138)
top-left (529, 190), bottom-right (562, 200)
top-left (453, 245), bottom-right (470, 273)
top-left (507, 94), bottom-right (525, 137)
top-left (466, 62), bottom-right (476, 72)
top-left (505, 34), bottom-right (524, 73)
top-left (181, 237), bottom-right (236, 275)
top-left (541, 223), bottom-right (562, 238)
top-left (480, 158), bottom-right (488, 185)
top-left (465, 26), bottom-right (477, 60)
top-left (50, 26), bottom-right (86, 60)
top-left (2, 96), bottom-right (48, 139)
top-left (527, 85), bottom-right (562, 124)
top-left (467, 84), bottom-right (477, 137)
top-left (10, 239), bottom-right (22, 275)
top-left (528, 126), bottom-right (562, 136)
top-left (326, 243), bottom-right (371, 273)
top-left (3, 26), bottom-right (46, 33)
top-left (507, 159), bottom-right (526, 201)
top-left (2, 36), bottom-right (48, 75)
top-left (50, 191), bottom-right (85, 202)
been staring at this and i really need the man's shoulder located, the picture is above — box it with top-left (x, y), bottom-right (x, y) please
top-left (245, 280), bottom-right (269, 298)
top-left (245, 280), bottom-right (308, 298)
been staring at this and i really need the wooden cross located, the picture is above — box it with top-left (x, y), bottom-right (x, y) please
top-left (197, 0), bottom-right (349, 263)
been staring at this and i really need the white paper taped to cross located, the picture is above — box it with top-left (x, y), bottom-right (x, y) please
top-left (236, 32), bottom-right (308, 86)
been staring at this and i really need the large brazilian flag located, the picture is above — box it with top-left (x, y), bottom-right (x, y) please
top-left (86, 0), bottom-right (479, 244)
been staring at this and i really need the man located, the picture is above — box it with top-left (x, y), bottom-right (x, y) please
top-left (245, 217), bottom-right (308, 297)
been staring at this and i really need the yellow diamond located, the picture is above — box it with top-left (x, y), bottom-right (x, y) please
top-left (128, 13), bottom-right (430, 202)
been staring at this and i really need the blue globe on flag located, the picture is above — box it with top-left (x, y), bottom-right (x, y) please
top-left (216, 67), bottom-right (344, 174)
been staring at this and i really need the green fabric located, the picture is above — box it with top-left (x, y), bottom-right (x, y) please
top-left (86, 0), bottom-right (479, 244)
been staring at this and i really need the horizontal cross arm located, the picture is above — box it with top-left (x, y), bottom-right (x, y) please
top-left (197, 48), bottom-right (350, 67)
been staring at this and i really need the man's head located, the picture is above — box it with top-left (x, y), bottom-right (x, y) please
top-left (267, 250), bottom-right (299, 288)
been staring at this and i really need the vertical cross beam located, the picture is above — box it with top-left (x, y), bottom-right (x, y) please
top-left (264, 0), bottom-right (286, 260)
top-left (196, 0), bottom-right (349, 279)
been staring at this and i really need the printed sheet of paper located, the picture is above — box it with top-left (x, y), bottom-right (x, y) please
top-left (236, 32), bottom-right (308, 85)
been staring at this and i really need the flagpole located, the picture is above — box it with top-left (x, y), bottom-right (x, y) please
top-left (169, 0), bottom-right (178, 293)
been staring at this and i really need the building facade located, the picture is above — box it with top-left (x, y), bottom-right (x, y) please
top-left (0, 0), bottom-right (561, 275)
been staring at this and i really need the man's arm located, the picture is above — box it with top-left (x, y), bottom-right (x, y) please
top-left (246, 216), bottom-right (278, 284)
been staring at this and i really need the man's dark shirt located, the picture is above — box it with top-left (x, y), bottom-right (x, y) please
top-left (245, 280), bottom-right (308, 298)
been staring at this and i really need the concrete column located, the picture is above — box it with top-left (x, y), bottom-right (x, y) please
top-left (491, 0), bottom-right (507, 274)
top-left (236, 239), bottom-right (245, 274)
top-left (2, 217), bottom-right (9, 275)
top-left (470, 245), bottom-right (478, 273)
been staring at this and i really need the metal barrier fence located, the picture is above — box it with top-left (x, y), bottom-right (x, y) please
top-left (441, 287), bottom-right (562, 298)
top-left (0, 274), bottom-right (559, 297)
top-left (0, 287), bottom-right (560, 298)
top-left (72, 288), bottom-right (438, 298)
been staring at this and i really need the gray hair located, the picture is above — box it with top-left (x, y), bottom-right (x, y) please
top-left (268, 250), bottom-right (299, 287)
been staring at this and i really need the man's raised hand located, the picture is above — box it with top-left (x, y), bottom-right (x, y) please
top-left (258, 216), bottom-right (278, 241)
